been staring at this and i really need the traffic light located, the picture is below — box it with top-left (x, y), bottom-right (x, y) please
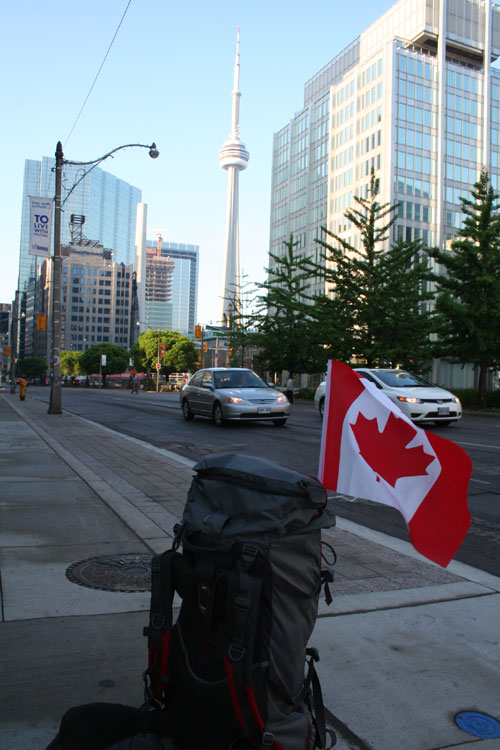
top-left (4, 345), bottom-right (10, 357)
top-left (203, 342), bottom-right (208, 353)
top-left (194, 325), bottom-right (202, 339)
top-left (36, 314), bottom-right (46, 331)
top-left (159, 343), bottom-right (166, 358)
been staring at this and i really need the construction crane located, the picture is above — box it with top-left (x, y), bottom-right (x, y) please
top-left (149, 228), bottom-right (169, 258)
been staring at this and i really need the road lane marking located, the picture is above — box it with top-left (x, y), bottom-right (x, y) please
top-left (455, 440), bottom-right (500, 450)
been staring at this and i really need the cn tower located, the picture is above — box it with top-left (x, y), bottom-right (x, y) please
top-left (218, 28), bottom-right (249, 327)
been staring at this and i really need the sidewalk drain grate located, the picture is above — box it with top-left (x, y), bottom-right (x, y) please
top-left (455, 711), bottom-right (500, 739)
top-left (66, 554), bottom-right (153, 592)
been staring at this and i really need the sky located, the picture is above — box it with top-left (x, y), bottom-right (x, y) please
top-left (1, 0), bottom-right (396, 326)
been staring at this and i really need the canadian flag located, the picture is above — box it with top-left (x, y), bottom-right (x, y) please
top-left (318, 361), bottom-right (472, 567)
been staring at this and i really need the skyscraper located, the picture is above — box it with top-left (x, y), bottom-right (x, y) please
top-left (218, 29), bottom-right (250, 326)
top-left (145, 236), bottom-right (199, 337)
top-left (269, 0), bottom-right (500, 385)
top-left (18, 157), bottom-right (142, 296)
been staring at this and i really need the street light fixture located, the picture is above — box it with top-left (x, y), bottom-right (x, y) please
top-left (48, 140), bottom-right (159, 414)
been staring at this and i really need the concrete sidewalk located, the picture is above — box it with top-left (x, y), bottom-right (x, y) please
top-left (1, 391), bottom-right (499, 750)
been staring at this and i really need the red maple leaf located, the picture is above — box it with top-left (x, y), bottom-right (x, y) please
top-left (350, 412), bottom-right (434, 487)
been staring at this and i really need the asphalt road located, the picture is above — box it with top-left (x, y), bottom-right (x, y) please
top-left (28, 386), bottom-right (500, 576)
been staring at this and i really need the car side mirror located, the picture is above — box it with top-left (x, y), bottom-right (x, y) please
top-left (201, 383), bottom-right (213, 390)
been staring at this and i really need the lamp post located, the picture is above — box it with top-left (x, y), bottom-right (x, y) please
top-left (9, 292), bottom-right (24, 394)
top-left (48, 140), bottom-right (159, 414)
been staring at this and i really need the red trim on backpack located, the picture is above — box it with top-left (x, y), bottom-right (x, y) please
top-left (154, 630), bottom-right (171, 699)
top-left (224, 657), bottom-right (247, 731)
top-left (243, 684), bottom-right (264, 730)
top-left (244, 684), bottom-right (284, 750)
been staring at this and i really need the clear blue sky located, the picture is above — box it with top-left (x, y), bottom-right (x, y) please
top-left (1, 0), bottom-right (395, 325)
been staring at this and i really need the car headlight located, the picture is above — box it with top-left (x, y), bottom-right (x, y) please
top-left (226, 396), bottom-right (244, 404)
top-left (454, 397), bottom-right (461, 404)
top-left (397, 396), bottom-right (423, 404)
top-left (277, 395), bottom-right (288, 403)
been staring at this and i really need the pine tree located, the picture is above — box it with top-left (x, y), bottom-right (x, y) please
top-left (314, 170), bottom-right (434, 369)
top-left (252, 235), bottom-right (323, 377)
top-left (429, 168), bottom-right (500, 407)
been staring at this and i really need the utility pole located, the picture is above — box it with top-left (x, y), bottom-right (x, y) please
top-left (48, 142), bottom-right (63, 413)
top-left (9, 291), bottom-right (20, 394)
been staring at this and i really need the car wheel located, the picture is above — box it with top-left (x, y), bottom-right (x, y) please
top-left (182, 399), bottom-right (194, 421)
top-left (273, 418), bottom-right (287, 426)
top-left (434, 420), bottom-right (452, 427)
top-left (319, 398), bottom-right (325, 418)
top-left (213, 402), bottom-right (225, 427)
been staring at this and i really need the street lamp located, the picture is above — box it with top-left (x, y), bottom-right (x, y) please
top-left (9, 293), bottom-right (24, 394)
top-left (48, 140), bottom-right (159, 414)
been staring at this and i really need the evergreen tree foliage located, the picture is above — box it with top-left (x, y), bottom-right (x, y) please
top-left (224, 278), bottom-right (256, 368)
top-left (374, 238), bottom-right (435, 370)
top-left (252, 235), bottom-right (323, 377)
top-left (314, 171), bottom-right (434, 370)
top-left (429, 168), bottom-right (500, 406)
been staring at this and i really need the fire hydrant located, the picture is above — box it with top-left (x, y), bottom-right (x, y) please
top-left (19, 378), bottom-right (27, 401)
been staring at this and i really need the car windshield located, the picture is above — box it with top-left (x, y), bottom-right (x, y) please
top-left (213, 370), bottom-right (268, 389)
top-left (372, 370), bottom-right (434, 388)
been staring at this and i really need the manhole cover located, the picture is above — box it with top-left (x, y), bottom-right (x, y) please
top-left (455, 711), bottom-right (500, 739)
top-left (66, 554), bottom-right (153, 592)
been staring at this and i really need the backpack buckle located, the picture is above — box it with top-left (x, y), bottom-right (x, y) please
top-left (150, 613), bottom-right (166, 630)
top-left (228, 643), bottom-right (245, 662)
top-left (241, 543), bottom-right (258, 564)
top-left (262, 732), bottom-right (275, 746)
top-left (234, 595), bottom-right (250, 611)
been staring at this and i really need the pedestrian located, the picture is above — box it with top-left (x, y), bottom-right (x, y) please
top-left (285, 374), bottom-right (294, 404)
top-left (131, 374), bottom-right (139, 394)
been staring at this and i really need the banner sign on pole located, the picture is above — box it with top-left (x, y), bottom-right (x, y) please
top-left (29, 196), bottom-right (53, 257)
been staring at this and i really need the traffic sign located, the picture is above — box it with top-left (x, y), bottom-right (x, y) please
top-left (155, 362), bottom-right (161, 370)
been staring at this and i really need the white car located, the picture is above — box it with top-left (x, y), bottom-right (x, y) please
top-left (314, 368), bottom-right (462, 426)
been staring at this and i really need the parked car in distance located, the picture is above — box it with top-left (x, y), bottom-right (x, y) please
top-left (179, 368), bottom-right (291, 426)
top-left (314, 368), bottom-right (462, 426)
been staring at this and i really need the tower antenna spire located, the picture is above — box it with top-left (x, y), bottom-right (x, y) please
top-left (218, 28), bottom-right (250, 327)
top-left (231, 26), bottom-right (241, 139)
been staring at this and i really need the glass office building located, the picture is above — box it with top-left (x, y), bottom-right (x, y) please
top-left (145, 239), bottom-right (199, 337)
top-left (18, 157), bottom-right (142, 296)
top-left (269, 0), bottom-right (500, 386)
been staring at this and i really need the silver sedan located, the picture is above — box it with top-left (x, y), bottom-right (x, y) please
top-left (179, 368), bottom-right (291, 426)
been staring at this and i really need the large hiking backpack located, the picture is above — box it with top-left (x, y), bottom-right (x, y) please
top-left (143, 453), bottom-right (336, 750)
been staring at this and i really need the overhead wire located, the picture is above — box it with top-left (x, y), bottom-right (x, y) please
top-left (64, 0), bottom-right (133, 148)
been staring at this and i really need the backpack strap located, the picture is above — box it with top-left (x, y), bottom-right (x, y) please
top-left (143, 550), bottom-right (178, 706)
top-left (299, 648), bottom-right (336, 749)
top-left (224, 543), bottom-right (285, 750)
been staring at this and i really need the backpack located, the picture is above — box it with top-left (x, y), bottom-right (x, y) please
top-left (143, 453), bottom-right (336, 750)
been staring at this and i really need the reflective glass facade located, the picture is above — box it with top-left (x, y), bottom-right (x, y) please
top-left (18, 158), bottom-right (141, 295)
top-left (269, 0), bottom-right (500, 387)
top-left (145, 241), bottom-right (198, 336)
top-left (271, 0), bottom-right (500, 262)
